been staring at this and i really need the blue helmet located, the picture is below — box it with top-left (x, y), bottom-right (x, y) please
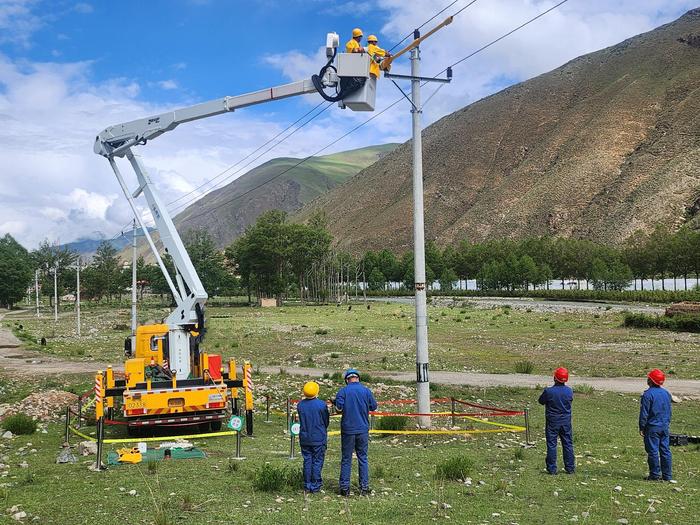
top-left (344, 368), bottom-right (360, 382)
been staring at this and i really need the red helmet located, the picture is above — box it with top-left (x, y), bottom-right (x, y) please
top-left (554, 367), bottom-right (569, 383)
top-left (647, 369), bottom-right (665, 386)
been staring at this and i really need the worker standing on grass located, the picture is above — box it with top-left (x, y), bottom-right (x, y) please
top-left (334, 368), bottom-right (377, 496)
top-left (366, 35), bottom-right (391, 78)
top-left (538, 367), bottom-right (575, 475)
top-left (345, 28), bottom-right (365, 53)
top-left (297, 381), bottom-right (330, 494)
top-left (639, 369), bottom-right (674, 482)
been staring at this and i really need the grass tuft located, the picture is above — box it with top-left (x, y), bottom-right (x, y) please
top-left (375, 415), bottom-right (407, 432)
top-left (435, 456), bottom-right (474, 481)
top-left (252, 464), bottom-right (302, 492)
top-left (514, 361), bottom-right (535, 374)
top-left (2, 413), bottom-right (37, 435)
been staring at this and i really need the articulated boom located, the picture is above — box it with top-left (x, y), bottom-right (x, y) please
top-left (95, 32), bottom-right (375, 381)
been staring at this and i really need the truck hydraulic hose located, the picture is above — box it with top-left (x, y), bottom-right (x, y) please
top-left (312, 49), bottom-right (365, 103)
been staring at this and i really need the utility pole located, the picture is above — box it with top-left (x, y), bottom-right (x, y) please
top-left (383, 27), bottom-right (452, 428)
top-left (410, 39), bottom-right (431, 428)
top-left (35, 270), bottom-right (40, 317)
top-left (76, 258), bottom-right (81, 337)
top-left (53, 263), bottom-right (58, 322)
top-left (131, 219), bottom-right (138, 344)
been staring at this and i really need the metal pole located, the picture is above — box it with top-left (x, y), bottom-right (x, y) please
top-left (35, 270), bottom-right (40, 317)
top-left (286, 397), bottom-right (291, 432)
top-left (236, 429), bottom-right (242, 459)
top-left (95, 418), bottom-right (104, 471)
top-left (76, 258), bottom-right (81, 337)
top-left (64, 406), bottom-right (70, 444)
top-left (410, 35), bottom-right (431, 428)
top-left (53, 264), bottom-right (58, 322)
top-left (131, 219), bottom-right (137, 342)
top-left (524, 407), bottom-right (531, 445)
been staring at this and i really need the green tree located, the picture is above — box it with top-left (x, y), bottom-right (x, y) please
top-left (0, 234), bottom-right (33, 308)
top-left (367, 267), bottom-right (386, 291)
top-left (439, 268), bottom-right (458, 292)
top-left (183, 229), bottom-right (229, 295)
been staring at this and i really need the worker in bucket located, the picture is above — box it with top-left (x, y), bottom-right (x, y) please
top-left (297, 381), bottom-right (330, 493)
top-left (366, 35), bottom-right (391, 78)
top-left (334, 368), bottom-right (377, 496)
top-left (538, 367), bottom-right (575, 475)
top-left (345, 28), bottom-right (365, 53)
top-left (639, 369), bottom-right (674, 482)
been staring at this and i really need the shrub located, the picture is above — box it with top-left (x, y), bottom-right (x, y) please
top-left (514, 447), bottom-right (525, 461)
top-left (514, 361), bottom-right (535, 374)
top-left (252, 464), bottom-right (302, 492)
top-left (375, 415), bottom-right (407, 432)
top-left (147, 459), bottom-right (158, 475)
top-left (330, 353), bottom-right (339, 359)
top-left (575, 384), bottom-right (594, 395)
top-left (624, 312), bottom-right (700, 333)
top-left (314, 328), bottom-right (328, 335)
top-left (373, 464), bottom-right (387, 479)
top-left (2, 413), bottom-right (37, 435)
top-left (435, 456), bottom-right (474, 481)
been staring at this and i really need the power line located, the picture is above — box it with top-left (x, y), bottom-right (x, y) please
top-left (434, 0), bottom-right (570, 76)
top-left (104, 0), bottom-right (492, 239)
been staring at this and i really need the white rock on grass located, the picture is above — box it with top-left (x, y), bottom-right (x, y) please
top-left (614, 485), bottom-right (622, 492)
top-left (2, 431), bottom-right (13, 439)
top-left (12, 511), bottom-right (27, 521)
top-left (617, 519), bottom-right (629, 525)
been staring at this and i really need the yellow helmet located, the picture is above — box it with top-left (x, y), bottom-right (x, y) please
top-left (367, 35), bottom-right (378, 43)
top-left (303, 381), bottom-right (320, 398)
top-left (352, 28), bottom-right (363, 38)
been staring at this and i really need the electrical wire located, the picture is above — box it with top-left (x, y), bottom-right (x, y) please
top-left (106, 0), bottom-right (569, 240)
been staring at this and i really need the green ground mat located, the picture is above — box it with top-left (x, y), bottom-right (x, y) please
top-left (107, 447), bottom-right (206, 465)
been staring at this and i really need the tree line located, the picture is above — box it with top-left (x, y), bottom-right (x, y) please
top-left (2, 218), bottom-right (700, 309)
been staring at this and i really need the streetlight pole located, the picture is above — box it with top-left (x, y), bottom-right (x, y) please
top-left (76, 258), bottom-right (81, 337)
top-left (53, 263), bottom-right (58, 322)
top-left (35, 269), bottom-right (40, 317)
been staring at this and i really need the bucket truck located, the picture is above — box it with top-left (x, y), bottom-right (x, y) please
top-left (93, 33), bottom-right (376, 433)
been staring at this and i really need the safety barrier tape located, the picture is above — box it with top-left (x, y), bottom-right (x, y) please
top-left (367, 410), bottom-right (524, 418)
top-left (327, 426), bottom-right (525, 436)
top-left (69, 426), bottom-right (235, 444)
top-left (453, 398), bottom-right (519, 413)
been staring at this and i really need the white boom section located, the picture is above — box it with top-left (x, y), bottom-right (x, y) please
top-left (94, 79), bottom-right (319, 158)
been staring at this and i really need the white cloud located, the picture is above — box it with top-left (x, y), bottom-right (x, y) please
top-left (1, 0), bottom-right (696, 248)
top-left (73, 2), bottom-right (93, 14)
top-left (157, 79), bottom-right (178, 90)
top-left (0, 0), bottom-right (42, 47)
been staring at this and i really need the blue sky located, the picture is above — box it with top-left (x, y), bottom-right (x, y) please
top-left (0, 0), bottom-right (696, 248)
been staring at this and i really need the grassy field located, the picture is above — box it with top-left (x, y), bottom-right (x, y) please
top-left (0, 372), bottom-right (698, 525)
top-left (5, 300), bottom-right (700, 379)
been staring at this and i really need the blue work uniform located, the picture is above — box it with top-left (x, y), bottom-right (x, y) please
top-left (639, 385), bottom-right (672, 480)
top-left (538, 382), bottom-right (575, 474)
top-left (335, 382), bottom-right (378, 491)
top-left (297, 397), bottom-right (330, 492)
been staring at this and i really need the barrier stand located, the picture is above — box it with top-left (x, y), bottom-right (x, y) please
top-left (265, 395), bottom-right (271, 423)
top-left (524, 407), bottom-right (531, 445)
top-left (94, 371), bottom-right (105, 471)
top-left (64, 406), bottom-right (71, 444)
top-left (229, 358), bottom-right (239, 414)
top-left (244, 361), bottom-right (254, 436)
top-left (289, 415), bottom-right (300, 459)
top-left (227, 414), bottom-right (245, 460)
top-left (105, 366), bottom-right (115, 420)
top-left (451, 398), bottom-right (457, 428)
top-left (286, 397), bottom-right (291, 433)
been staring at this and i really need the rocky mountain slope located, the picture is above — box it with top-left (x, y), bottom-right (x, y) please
top-left (173, 144), bottom-right (396, 249)
top-left (295, 9), bottom-right (700, 253)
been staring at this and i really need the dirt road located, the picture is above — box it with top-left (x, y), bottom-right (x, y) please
top-left (2, 311), bottom-right (698, 397)
top-left (259, 366), bottom-right (700, 398)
